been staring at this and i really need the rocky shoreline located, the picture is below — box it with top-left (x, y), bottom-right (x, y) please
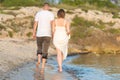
top-left (0, 6), bottom-right (120, 54)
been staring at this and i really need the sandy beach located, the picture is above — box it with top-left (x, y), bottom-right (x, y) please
top-left (0, 38), bottom-right (56, 78)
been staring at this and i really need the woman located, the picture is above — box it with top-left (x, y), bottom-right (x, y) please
top-left (52, 9), bottom-right (70, 72)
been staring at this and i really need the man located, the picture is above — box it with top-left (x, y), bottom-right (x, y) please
top-left (33, 3), bottom-right (54, 69)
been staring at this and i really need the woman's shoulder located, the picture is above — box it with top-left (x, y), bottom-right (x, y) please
top-left (65, 19), bottom-right (71, 24)
top-left (53, 18), bottom-right (69, 24)
top-left (65, 18), bottom-right (70, 22)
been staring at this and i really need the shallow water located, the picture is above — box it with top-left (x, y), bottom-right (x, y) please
top-left (0, 57), bottom-right (77, 80)
top-left (66, 53), bottom-right (120, 80)
top-left (1, 54), bottom-right (120, 80)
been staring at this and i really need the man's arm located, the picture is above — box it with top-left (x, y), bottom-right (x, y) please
top-left (33, 21), bottom-right (38, 39)
top-left (51, 20), bottom-right (55, 39)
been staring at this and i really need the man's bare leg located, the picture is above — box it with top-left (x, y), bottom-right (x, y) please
top-left (41, 58), bottom-right (46, 73)
top-left (36, 54), bottom-right (42, 66)
top-left (41, 58), bottom-right (46, 69)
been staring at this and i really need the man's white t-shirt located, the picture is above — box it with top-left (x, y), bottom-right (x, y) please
top-left (35, 10), bottom-right (54, 37)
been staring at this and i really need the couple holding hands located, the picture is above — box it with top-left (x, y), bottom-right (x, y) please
top-left (33, 3), bottom-right (70, 72)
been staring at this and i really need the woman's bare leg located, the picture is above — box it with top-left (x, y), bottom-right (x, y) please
top-left (56, 48), bottom-right (63, 72)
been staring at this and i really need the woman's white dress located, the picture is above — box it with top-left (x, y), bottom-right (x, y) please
top-left (53, 20), bottom-right (70, 60)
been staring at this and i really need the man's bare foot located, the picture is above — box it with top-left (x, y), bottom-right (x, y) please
top-left (36, 62), bottom-right (40, 67)
top-left (40, 68), bottom-right (44, 73)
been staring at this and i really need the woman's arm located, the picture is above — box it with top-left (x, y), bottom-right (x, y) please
top-left (66, 21), bottom-right (71, 35)
top-left (51, 20), bottom-right (55, 38)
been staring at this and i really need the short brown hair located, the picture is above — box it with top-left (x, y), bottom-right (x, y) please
top-left (43, 2), bottom-right (49, 6)
top-left (57, 9), bottom-right (65, 18)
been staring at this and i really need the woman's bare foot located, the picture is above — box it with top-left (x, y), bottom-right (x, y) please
top-left (58, 67), bottom-right (62, 72)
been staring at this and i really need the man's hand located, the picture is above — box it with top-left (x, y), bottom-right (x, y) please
top-left (33, 33), bottom-right (36, 40)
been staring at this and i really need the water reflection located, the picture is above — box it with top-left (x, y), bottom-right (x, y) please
top-left (51, 73), bottom-right (66, 80)
top-left (33, 65), bottom-right (74, 80)
top-left (34, 66), bottom-right (45, 80)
